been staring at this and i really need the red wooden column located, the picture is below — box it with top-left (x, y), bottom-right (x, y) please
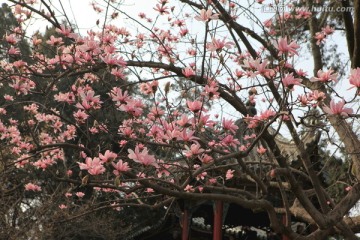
top-left (282, 214), bottom-right (290, 240)
top-left (182, 209), bottom-right (190, 240)
top-left (213, 200), bottom-right (223, 240)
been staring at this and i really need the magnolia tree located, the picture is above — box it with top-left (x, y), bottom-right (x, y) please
top-left (1, 0), bottom-right (360, 239)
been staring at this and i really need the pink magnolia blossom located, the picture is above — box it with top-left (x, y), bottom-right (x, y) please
top-left (119, 126), bottom-right (134, 137)
top-left (163, 128), bottom-right (181, 141)
top-left (208, 178), bottom-right (217, 184)
top-left (275, 37), bottom-right (299, 56)
top-left (184, 184), bottom-right (195, 192)
top-left (197, 114), bottom-right (214, 127)
top-left (73, 110), bottom-right (89, 123)
top-left (157, 164), bottom-right (170, 178)
top-left (56, 24), bottom-right (78, 39)
top-left (8, 46), bottom-right (20, 55)
top-left (282, 73), bottom-right (302, 90)
top-left (259, 109), bottom-right (276, 120)
top-left (198, 154), bottom-right (213, 164)
top-left (54, 92), bottom-right (75, 104)
top-left (91, 2), bottom-right (103, 13)
top-left (101, 54), bottom-right (127, 67)
top-left (139, 80), bottom-right (159, 95)
top-left (322, 25), bottom-right (335, 35)
top-left (110, 87), bottom-right (129, 103)
top-left (33, 156), bottom-right (56, 170)
top-left (4, 94), bottom-right (14, 101)
top-left (67, 170), bottom-right (73, 176)
top-left (323, 99), bottom-right (353, 117)
top-left (314, 32), bottom-right (326, 45)
top-left (177, 130), bottom-right (200, 143)
top-left (78, 157), bottom-right (106, 175)
top-left (9, 77), bottom-right (35, 95)
top-left (196, 171), bottom-right (207, 180)
top-left (46, 35), bottom-right (63, 46)
top-left (253, 59), bottom-right (276, 78)
top-left (310, 69), bottom-right (338, 83)
top-left (146, 125), bottom-right (162, 139)
top-left (99, 150), bottom-right (117, 163)
top-left (207, 37), bottom-right (234, 52)
top-left (187, 100), bottom-right (203, 112)
top-left (111, 68), bottom-right (126, 79)
top-left (298, 94), bottom-right (309, 106)
top-left (119, 140), bottom-right (128, 147)
top-left (242, 58), bottom-right (259, 70)
top-left (349, 68), bottom-right (360, 89)
top-left (186, 48), bottom-right (196, 56)
top-left (118, 98), bottom-right (144, 116)
top-left (172, 19), bottom-right (185, 27)
top-left (308, 90), bottom-right (326, 103)
top-left (179, 28), bottom-right (189, 37)
top-left (226, 169), bottom-right (235, 180)
top-left (13, 60), bottom-right (27, 68)
top-left (203, 81), bottom-right (219, 99)
top-left (182, 67), bottom-right (195, 78)
top-left (177, 114), bottom-right (191, 127)
top-left (153, 4), bottom-right (170, 15)
top-left (183, 143), bottom-right (204, 158)
top-left (222, 118), bottom-right (239, 133)
top-left (296, 69), bottom-right (308, 77)
top-left (263, 19), bottom-right (272, 28)
top-left (245, 115), bottom-right (261, 128)
top-left (295, 9), bottom-right (311, 19)
top-left (147, 106), bottom-right (165, 120)
top-left (220, 135), bottom-right (240, 147)
top-left (77, 37), bottom-right (100, 54)
top-left (257, 146), bottom-right (267, 155)
top-left (76, 192), bottom-right (85, 198)
top-left (194, 9), bottom-right (219, 22)
top-left (77, 90), bottom-right (102, 110)
top-left (128, 145), bottom-right (158, 167)
top-left (5, 34), bottom-right (18, 45)
top-left (234, 69), bottom-right (244, 78)
top-left (112, 160), bottom-right (131, 175)
top-left (25, 183), bottom-right (41, 192)
top-left (239, 145), bottom-right (247, 151)
top-left (32, 36), bottom-right (42, 46)
top-left (59, 204), bottom-right (67, 209)
top-left (243, 134), bottom-right (257, 140)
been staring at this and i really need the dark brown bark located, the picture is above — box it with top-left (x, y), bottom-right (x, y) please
top-left (352, 0), bottom-right (360, 68)
top-left (341, 0), bottom-right (355, 60)
top-left (306, 0), bottom-right (323, 74)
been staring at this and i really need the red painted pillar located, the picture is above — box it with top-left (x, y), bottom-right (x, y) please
top-left (182, 209), bottom-right (190, 240)
top-left (282, 214), bottom-right (290, 240)
top-left (213, 201), bottom-right (223, 240)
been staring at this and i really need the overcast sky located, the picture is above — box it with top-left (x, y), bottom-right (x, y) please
top-left (0, 0), bottom-right (159, 34)
top-left (0, 0), bottom-right (356, 102)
